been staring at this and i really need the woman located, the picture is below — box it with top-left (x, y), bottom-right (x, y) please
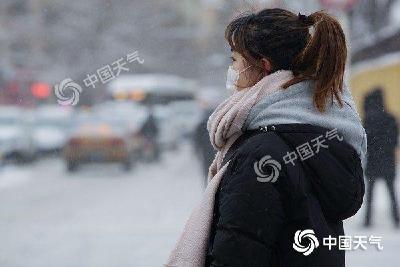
top-left (166, 8), bottom-right (367, 267)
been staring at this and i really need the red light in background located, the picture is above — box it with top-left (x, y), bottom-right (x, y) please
top-left (31, 82), bottom-right (51, 99)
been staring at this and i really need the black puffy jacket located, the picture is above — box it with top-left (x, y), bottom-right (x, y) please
top-left (205, 124), bottom-right (365, 267)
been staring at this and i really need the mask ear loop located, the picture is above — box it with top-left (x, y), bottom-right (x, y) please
top-left (238, 65), bottom-right (252, 75)
top-left (236, 65), bottom-right (253, 82)
top-left (234, 65), bottom-right (253, 90)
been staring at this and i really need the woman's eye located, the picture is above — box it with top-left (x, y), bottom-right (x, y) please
top-left (230, 56), bottom-right (235, 62)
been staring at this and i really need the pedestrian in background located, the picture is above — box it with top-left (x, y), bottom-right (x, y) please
top-left (363, 88), bottom-right (399, 228)
top-left (193, 108), bottom-right (216, 189)
top-left (140, 107), bottom-right (160, 162)
top-left (192, 89), bottom-right (224, 189)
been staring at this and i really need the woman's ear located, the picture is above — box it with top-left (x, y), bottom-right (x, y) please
top-left (261, 58), bottom-right (272, 74)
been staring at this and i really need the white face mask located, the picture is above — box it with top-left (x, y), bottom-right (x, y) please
top-left (226, 65), bottom-right (252, 93)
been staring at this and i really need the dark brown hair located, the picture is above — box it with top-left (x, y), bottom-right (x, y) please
top-left (225, 8), bottom-right (347, 112)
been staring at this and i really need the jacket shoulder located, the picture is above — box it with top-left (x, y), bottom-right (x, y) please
top-left (237, 131), bottom-right (291, 159)
top-left (222, 131), bottom-right (300, 190)
top-left (232, 131), bottom-right (295, 173)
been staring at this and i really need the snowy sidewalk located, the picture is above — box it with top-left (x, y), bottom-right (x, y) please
top-left (0, 144), bottom-right (203, 267)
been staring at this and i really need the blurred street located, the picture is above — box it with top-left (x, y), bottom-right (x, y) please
top-left (0, 142), bottom-right (203, 267)
top-left (0, 0), bottom-right (399, 266)
top-left (0, 141), bottom-right (398, 267)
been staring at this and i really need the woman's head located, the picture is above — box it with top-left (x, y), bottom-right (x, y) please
top-left (225, 8), bottom-right (347, 112)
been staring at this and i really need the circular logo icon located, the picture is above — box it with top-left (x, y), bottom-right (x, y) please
top-left (293, 229), bottom-right (320, 256)
top-left (54, 78), bottom-right (82, 106)
top-left (254, 155), bottom-right (282, 183)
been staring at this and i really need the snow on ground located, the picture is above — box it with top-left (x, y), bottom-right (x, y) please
top-left (0, 143), bottom-right (203, 267)
top-left (0, 166), bottom-right (32, 189)
top-left (345, 165), bottom-right (400, 267)
top-left (0, 142), bottom-right (399, 267)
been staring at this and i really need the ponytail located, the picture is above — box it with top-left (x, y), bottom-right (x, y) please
top-left (283, 11), bottom-right (347, 112)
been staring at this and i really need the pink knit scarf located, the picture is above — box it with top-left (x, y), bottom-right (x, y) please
top-left (165, 70), bottom-right (294, 267)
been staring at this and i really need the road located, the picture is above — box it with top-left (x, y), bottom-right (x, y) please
top-left (0, 143), bottom-right (398, 267)
top-left (0, 144), bottom-right (203, 267)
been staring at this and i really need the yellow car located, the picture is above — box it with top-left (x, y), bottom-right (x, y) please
top-left (63, 118), bottom-right (135, 172)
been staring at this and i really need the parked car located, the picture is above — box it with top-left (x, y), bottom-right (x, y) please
top-left (63, 105), bottom-right (145, 172)
top-left (0, 106), bottom-right (36, 163)
top-left (33, 105), bottom-right (72, 154)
